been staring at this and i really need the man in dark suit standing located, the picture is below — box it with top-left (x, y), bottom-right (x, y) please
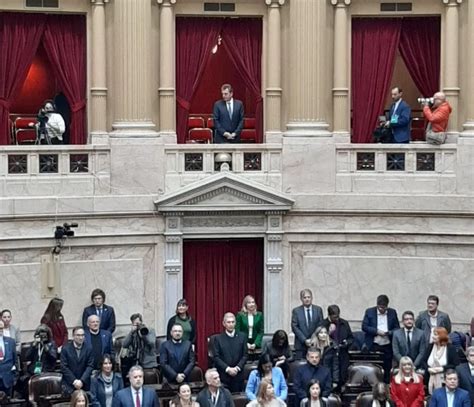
top-left (159, 324), bottom-right (195, 384)
top-left (416, 295), bottom-right (452, 344)
top-left (0, 321), bottom-right (16, 396)
top-left (213, 312), bottom-right (247, 393)
top-left (429, 370), bottom-right (471, 407)
top-left (196, 368), bottom-right (234, 407)
top-left (61, 326), bottom-right (95, 395)
top-left (291, 289), bottom-right (324, 359)
top-left (112, 365), bottom-right (159, 407)
top-left (82, 288), bottom-right (116, 333)
top-left (213, 84), bottom-right (244, 144)
top-left (84, 314), bottom-right (114, 369)
top-left (362, 294), bottom-right (399, 383)
top-left (392, 310), bottom-right (426, 370)
top-left (382, 86), bottom-right (411, 143)
top-left (456, 346), bottom-right (474, 406)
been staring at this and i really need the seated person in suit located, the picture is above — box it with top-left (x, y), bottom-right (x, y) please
top-left (213, 83), bottom-right (244, 144)
top-left (170, 383), bottom-right (200, 407)
top-left (61, 326), bottom-right (95, 395)
top-left (429, 370), bottom-right (470, 407)
top-left (291, 289), bottom-right (324, 359)
top-left (84, 315), bottom-right (114, 370)
top-left (213, 312), bottom-right (247, 393)
top-left (160, 324), bottom-right (195, 384)
top-left (112, 365), bottom-right (159, 407)
top-left (415, 295), bottom-right (452, 345)
top-left (196, 368), bottom-right (234, 407)
top-left (381, 87), bottom-right (411, 144)
top-left (456, 346), bottom-right (474, 406)
top-left (82, 288), bottom-right (116, 334)
top-left (236, 295), bottom-right (264, 352)
top-left (362, 294), bottom-right (399, 383)
top-left (262, 330), bottom-right (294, 378)
top-left (293, 348), bottom-right (332, 405)
top-left (392, 311), bottom-right (426, 370)
top-left (246, 353), bottom-right (287, 401)
top-left (0, 320), bottom-right (16, 397)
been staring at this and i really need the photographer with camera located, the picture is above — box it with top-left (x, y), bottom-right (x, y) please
top-left (120, 314), bottom-right (157, 384)
top-left (420, 92), bottom-right (452, 145)
top-left (32, 100), bottom-right (66, 145)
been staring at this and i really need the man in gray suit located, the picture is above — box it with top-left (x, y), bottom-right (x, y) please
top-left (392, 310), bottom-right (426, 369)
top-left (456, 346), bottom-right (474, 406)
top-left (291, 289), bottom-right (324, 359)
top-left (415, 295), bottom-right (452, 344)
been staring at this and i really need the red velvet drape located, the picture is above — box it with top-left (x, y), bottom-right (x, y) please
top-left (351, 18), bottom-right (402, 143)
top-left (221, 19), bottom-right (263, 143)
top-left (183, 239), bottom-right (264, 370)
top-left (0, 13), bottom-right (46, 144)
top-left (399, 17), bottom-right (440, 98)
top-left (43, 15), bottom-right (87, 144)
top-left (176, 18), bottom-right (222, 144)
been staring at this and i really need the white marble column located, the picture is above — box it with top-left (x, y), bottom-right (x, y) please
top-left (286, 0), bottom-right (331, 136)
top-left (442, 0), bottom-right (461, 133)
top-left (90, 0), bottom-right (108, 138)
top-left (111, 0), bottom-right (156, 133)
top-left (331, 0), bottom-right (351, 141)
top-left (265, 0), bottom-right (285, 138)
top-left (158, 0), bottom-right (176, 133)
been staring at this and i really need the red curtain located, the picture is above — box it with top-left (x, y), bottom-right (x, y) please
top-left (43, 15), bottom-right (87, 144)
top-left (221, 19), bottom-right (263, 143)
top-left (0, 13), bottom-right (46, 144)
top-left (183, 239), bottom-right (264, 370)
top-left (351, 18), bottom-right (402, 143)
top-left (176, 18), bottom-right (222, 144)
top-left (399, 17), bottom-right (440, 98)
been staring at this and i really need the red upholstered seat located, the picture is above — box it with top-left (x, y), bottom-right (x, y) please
top-left (14, 116), bottom-right (38, 144)
top-left (411, 117), bottom-right (426, 141)
top-left (188, 116), bottom-right (205, 129)
top-left (188, 128), bottom-right (212, 143)
top-left (241, 129), bottom-right (256, 143)
top-left (243, 117), bottom-right (256, 129)
top-left (207, 117), bottom-right (214, 129)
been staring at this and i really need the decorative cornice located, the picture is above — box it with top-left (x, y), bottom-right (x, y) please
top-left (330, 0), bottom-right (351, 6)
top-left (442, 0), bottom-right (462, 5)
top-left (265, 0), bottom-right (285, 6)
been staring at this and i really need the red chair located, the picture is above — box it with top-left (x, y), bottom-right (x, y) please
top-left (188, 116), bottom-right (205, 129)
top-left (188, 128), bottom-right (212, 143)
top-left (244, 117), bottom-right (256, 129)
top-left (207, 117), bottom-right (214, 129)
top-left (411, 117), bottom-right (426, 141)
top-left (14, 117), bottom-right (38, 144)
top-left (241, 129), bottom-right (257, 143)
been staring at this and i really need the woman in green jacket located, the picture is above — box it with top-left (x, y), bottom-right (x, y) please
top-left (236, 295), bottom-right (264, 351)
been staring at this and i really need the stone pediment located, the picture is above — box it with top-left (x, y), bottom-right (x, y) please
top-left (155, 172), bottom-right (294, 214)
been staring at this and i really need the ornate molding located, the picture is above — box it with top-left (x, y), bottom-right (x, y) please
top-left (180, 186), bottom-right (272, 206)
top-left (183, 217), bottom-right (265, 228)
top-left (91, 0), bottom-right (109, 4)
top-left (157, 0), bottom-right (177, 4)
top-left (330, 0), bottom-right (351, 6)
top-left (442, 0), bottom-right (462, 4)
top-left (265, 0), bottom-right (285, 6)
top-left (165, 235), bottom-right (181, 243)
top-left (267, 262), bottom-right (283, 273)
top-left (164, 264), bottom-right (181, 274)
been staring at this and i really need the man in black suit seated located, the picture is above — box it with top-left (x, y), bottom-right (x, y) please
top-left (213, 312), bottom-right (247, 393)
top-left (212, 84), bottom-right (244, 144)
top-left (392, 310), bottom-right (426, 370)
top-left (60, 326), bottom-right (94, 395)
top-left (160, 324), bottom-right (195, 384)
top-left (456, 346), bottom-right (474, 406)
top-left (196, 368), bottom-right (234, 407)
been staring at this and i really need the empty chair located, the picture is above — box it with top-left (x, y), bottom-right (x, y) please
top-left (232, 393), bottom-right (248, 407)
top-left (188, 128), bottom-right (212, 143)
top-left (187, 116), bottom-right (205, 129)
top-left (14, 117), bottom-right (38, 145)
top-left (28, 372), bottom-right (63, 407)
top-left (188, 365), bottom-right (204, 383)
top-left (345, 363), bottom-right (383, 388)
top-left (355, 392), bottom-right (373, 407)
top-left (143, 367), bottom-right (160, 384)
top-left (325, 394), bottom-right (342, 407)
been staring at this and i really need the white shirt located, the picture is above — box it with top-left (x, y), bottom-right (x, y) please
top-left (248, 314), bottom-right (254, 339)
top-left (374, 311), bottom-right (390, 346)
top-left (226, 98), bottom-right (234, 117)
top-left (429, 312), bottom-right (438, 343)
top-left (446, 389), bottom-right (455, 407)
top-left (131, 387), bottom-right (143, 406)
top-left (225, 330), bottom-right (235, 338)
top-left (43, 112), bottom-right (66, 141)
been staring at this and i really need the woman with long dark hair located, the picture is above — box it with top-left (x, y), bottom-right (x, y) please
top-left (299, 380), bottom-right (326, 407)
top-left (262, 330), bottom-right (294, 378)
top-left (166, 299), bottom-right (197, 344)
top-left (90, 354), bottom-right (123, 407)
top-left (170, 383), bottom-right (200, 407)
top-left (40, 297), bottom-right (68, 350)
top-left (246, 353), bottom-right (287, 402)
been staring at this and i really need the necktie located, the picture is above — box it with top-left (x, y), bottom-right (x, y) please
top-left (0, 344), bottom-right (3, 358)
top-left (306, 308), bottom-right (312, 328)
top-left (211, 394), bottom-right (216, 405)
top-left (227, 102), bottom-right (232, 118)
top-left (135, 391), bottom-right (140, 407)
top-left (406, 330), bottom-right (411, 351)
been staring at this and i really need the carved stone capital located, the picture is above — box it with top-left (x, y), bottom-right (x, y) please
top-left (330, 0), bottom-right (351, 6)
top-left (442, 0), bottom-right (462, 5)
top-left (90, 0), bottom-right (109, 4)
top-left (265, 0), bottom-right (285, 7)
top-left (157, 0), bottom-right (177, 5)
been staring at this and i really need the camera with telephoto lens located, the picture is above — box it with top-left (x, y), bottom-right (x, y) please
top-left (138, 324), bottom-right (149, 337)
top-left (37, 108), bottom-right (49, 127)
top-left (418, 97), bottom-right (434, 107)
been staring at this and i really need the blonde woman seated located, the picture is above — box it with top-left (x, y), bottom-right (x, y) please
top-left (390, 356), bottom-right (425, 407)
top-left (70, 390), bottom-right (89, 407)
top-left (236, 295), bottom-right (264, 351)
top-left (170, 383), bottom-right (200, 407)
top-left (247, 379), bottom-right (286, 407)
top-left (299, 380), bottom-right (326, 407)
top-left (422, 327), bottom-right (459, 394)
top-left (309, 326), bottom-right (336, 382)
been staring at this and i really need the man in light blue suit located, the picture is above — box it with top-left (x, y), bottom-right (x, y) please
top-left (384, 86), bottom-right (411, 143)
top-left (0, 321), bottom-right (16, 396)
top-left (429, 370), bottom-right (471, 407)
top-left (112, 365), bottom-right (159, 407)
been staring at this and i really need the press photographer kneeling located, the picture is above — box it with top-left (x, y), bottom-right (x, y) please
top-left (32, 99), bottom-right (66, 145)
top-left (420, 92), bottom-right (452, 145)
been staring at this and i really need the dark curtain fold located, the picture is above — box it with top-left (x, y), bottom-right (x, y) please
top-left (0, 13), bottom-right (46, 144)
top-left (183, 239), bottom-right (264, 370)
top-left (399, 17), bottom-right (441, 97)
top-left (43, 14), bottom-right (87, 144)
top-left (176, 18), bottom-right (222, 144)
top-left (221, 19), bottom-right (263, 143)
top-left (351, 18), bottom-right (402, 143)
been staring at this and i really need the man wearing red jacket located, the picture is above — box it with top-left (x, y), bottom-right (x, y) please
top-left (423, 92), bottom-right (452, 145)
